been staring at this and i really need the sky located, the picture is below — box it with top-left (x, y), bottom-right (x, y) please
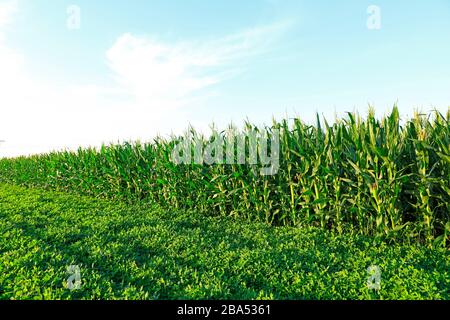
top-left (0, 0), bottom-right (449, 157)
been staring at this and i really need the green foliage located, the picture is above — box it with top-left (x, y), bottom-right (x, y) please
top-left (0, 184), bottom-right (448, 300)
top-left (0, 107), bottom-right (449, 245)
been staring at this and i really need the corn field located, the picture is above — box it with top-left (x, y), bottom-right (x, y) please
top-left (0, 107), bottom-right (449, 246)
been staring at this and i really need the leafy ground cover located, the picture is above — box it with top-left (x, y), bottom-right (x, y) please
top-left (0, 184), bottom-right (448, 300)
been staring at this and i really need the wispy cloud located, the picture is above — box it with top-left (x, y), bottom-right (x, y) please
top-left (106, 20), bottom-right (293, 108)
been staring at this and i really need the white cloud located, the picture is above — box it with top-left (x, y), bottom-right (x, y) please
top-left (106, 20), bottom-right (292, 108)
top-left (106, 34), bottom-right (219, 108)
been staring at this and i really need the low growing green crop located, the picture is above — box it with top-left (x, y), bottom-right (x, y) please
top-left (0, 184), bottom-right (448, 300)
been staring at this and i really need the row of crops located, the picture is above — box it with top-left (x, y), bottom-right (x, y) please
top-left (0, 107), bottom-right (449, 246)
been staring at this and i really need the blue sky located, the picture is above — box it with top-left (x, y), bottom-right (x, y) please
top-left (0, 0), bottom-right (449, 156)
